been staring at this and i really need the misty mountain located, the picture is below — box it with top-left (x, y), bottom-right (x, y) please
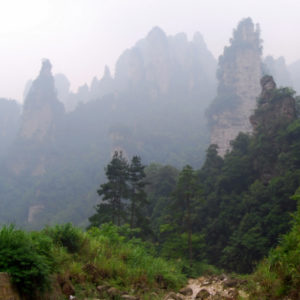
top-left (0, 27), bottom-right (217, 228)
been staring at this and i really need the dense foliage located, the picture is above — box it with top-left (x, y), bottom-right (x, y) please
top-left (0, 223), bottom-right (186, 299)
top-left (89, 152), bottom-right (149, 235)
top-left (0, 225), bottom-right (52, 297)
top-left (249, 188), bottom-right (300, 299)
top-left (124, 85), bottom-right (300, 275)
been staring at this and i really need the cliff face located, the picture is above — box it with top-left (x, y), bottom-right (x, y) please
top-left (8, 59), bottom-right (65, 176)
top-left (20, 59), bottom-right (64, 141)
top-left (208, 18), bottom-right (262, 156)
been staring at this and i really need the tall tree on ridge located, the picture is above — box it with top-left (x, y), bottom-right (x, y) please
top-left (171, 165), bottom-right (201, 266)
top-left (96, 151), bottom-right (129, 226)
top-left (128, 156), bottom-right (148, 229)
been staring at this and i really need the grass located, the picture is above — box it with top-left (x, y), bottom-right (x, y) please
top-left (0, 223), bottom-right (187, 299)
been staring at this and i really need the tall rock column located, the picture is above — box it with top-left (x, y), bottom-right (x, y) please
top-left (208, 18), bottom-right (262, 156)
top-left (8, 59), bottom-right (65, 176)
top-left (20, 59), bottom-right (64, 141)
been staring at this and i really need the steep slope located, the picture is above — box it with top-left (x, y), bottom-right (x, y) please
top-left (207, 18), bottom-right (262, 156)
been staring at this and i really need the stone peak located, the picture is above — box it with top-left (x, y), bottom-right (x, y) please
top-left (260, 75), bottom-right (276, 100)
top-left (146, 26), bottom-right (167, 42)
top-left (233, 17), bottom-right (259, 42)
top-left (103, 65), bottom-right (111, 78)
top-left (39, 58), bottom-right (52, 77)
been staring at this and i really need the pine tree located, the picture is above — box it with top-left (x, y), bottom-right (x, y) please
top-left (171, 165), bottom-right (201, 266)
top-left (128, 156), bottom-right (148, 229)
top-left (90, 151), bottom-right (129, 226)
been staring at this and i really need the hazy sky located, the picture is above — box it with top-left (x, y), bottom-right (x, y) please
top-left (1, 0), bottom-right (300, 102)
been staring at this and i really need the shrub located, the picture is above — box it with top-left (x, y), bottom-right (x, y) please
top-left (44, 223), bottom-right (82, 253)
top-left (0, 225), bottom-right (51, 297)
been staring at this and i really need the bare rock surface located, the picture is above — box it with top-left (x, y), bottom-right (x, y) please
top-left (176, 275), bottom-right (248, 300)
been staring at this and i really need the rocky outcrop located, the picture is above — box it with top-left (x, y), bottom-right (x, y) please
top-left (7, 59), bottom-right (65, 176)
top-left (90, 65), bottom-right (114, 101)
top-left (20, 59), bottom-right (64, 141)
top-left (168, 275), bottom-right (248, 300)
top-left (250, 75), bottom-right (296, 132)
top-left (249, 75), bottom-right (297, 183)
top-left (208, 18), bottom-right (262, 156)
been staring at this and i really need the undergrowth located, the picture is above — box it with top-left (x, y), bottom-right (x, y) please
top-left (0, 223), bottom-right (186, 299)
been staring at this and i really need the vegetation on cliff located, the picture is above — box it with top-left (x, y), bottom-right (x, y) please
top-left (249, 188), bottom-right (300, 299)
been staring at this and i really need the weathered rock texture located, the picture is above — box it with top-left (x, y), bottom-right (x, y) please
top-left (208, 18), bottom-right (262, 156)
top-left (0, 273), bottom-right (20, 300)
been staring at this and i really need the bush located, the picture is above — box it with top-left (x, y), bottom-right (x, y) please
top-left (44, 223), bottom-right (82, 253)
top-left (0, 225), bottom-right (51, 297)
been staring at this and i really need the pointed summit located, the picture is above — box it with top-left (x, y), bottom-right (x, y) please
top-left (146, 26), bottom-right (167, 43)
top-left (193, 32), bottom-right (205, 47)
top-left (231, 18), bottom-right (261, 50)
top-left (25, 59), bottom-right (57, 107)
top-left (21, 59), bottom-right (64, 141)
top-left (39, 58), bottom-right (52, 77)
top-left (103, 65), bottom-right (112, 79)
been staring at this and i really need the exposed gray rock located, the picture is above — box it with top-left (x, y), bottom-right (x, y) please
top-left (208, 18), bottom-right (262, 156)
